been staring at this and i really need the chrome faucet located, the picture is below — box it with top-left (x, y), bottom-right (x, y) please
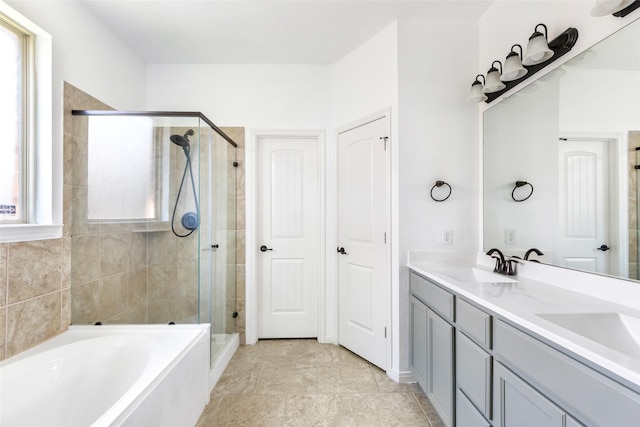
top-left (485, 248), bottom-right (518, 276)
top-left (524, 248), bottom-right (544, 263)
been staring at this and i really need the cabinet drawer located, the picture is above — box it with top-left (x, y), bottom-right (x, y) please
top-left (456, 298), bottom-right (492, 348)
top-left (410, 272), bottom-right (454, 321)
top-left (495, 320), bottom-right (640, 426)
top-left (457, 331), bottom-right (492, 420)
top-left (457, 388), bottom-right (491, 427)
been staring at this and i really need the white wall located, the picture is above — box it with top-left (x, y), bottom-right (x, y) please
top-left (6, 0), bottom-right (146, 223)
top-left (396, 18), bottom-right (480, 377)
top-left (146, 64), bottom-right (331, 129)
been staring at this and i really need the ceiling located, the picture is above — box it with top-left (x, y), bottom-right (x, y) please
top-left (80, 0), bottom-right (492, 64)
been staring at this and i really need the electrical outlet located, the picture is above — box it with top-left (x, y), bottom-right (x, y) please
top-left (505, 229), bottom-right (516, 245)
top-left (442, 229), bottom-right (453, 245)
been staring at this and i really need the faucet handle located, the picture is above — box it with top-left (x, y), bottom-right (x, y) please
top-left (505, 259), bottom-right (518, 276)
top-left (491, 256), bottom-right (502, 273)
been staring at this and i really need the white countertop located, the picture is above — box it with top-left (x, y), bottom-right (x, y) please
top-left (407, 253), bottom-right (640, 391)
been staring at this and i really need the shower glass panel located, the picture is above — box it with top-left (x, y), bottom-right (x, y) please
top-left (70, 110), bottom-right (237, 366)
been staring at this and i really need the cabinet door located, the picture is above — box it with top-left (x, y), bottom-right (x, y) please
top-left (410, 296), bottom-right (428, 392)
top-left (456, 331), bottom-right (491, 419)
top-left (427, 308), bottom-right (454, 427)
top-left (457, 388), bottom-right (491, 427)
top-left (494, 363), bottom-right (564, 427)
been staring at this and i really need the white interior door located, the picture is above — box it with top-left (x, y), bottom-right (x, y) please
top-left (257, 136), bottom-right (319, 338)
top-left (558, 138), bottom-right (610, 273)
top-left (337, 116), bottom-right (389, 370)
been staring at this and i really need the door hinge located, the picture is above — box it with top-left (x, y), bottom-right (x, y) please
top-left (380, 136), bottom-right (389, 151)
top-left (384, 232), bottom-right (387, 244)
top-left (384, 327), bottom-right (387, 338)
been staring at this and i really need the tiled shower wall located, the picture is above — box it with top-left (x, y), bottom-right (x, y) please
top-left (0, 82), bottom-right (246, 361)
top-left (222, 127), bottom-right (246, 344)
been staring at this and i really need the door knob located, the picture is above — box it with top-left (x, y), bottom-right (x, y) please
top-left (337, 247), bottom-right (348, 255)
top-left (260, 245), bottom-right (273, 252)
top-left (596, 244), bottom-right (610, 252)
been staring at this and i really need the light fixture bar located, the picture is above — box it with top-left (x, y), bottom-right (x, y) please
top-left (613, 0), bottom-right (640, 16)
top-left (484, 27), bottom-right (578, 103)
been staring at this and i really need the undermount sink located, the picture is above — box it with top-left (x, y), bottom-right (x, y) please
top-left (432, 266), bottom-right (518, 284)
top-left (536, 312), bottom-right (640, 359)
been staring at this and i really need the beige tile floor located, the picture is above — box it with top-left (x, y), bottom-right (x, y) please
top-left (196, 339), bottom-right (445, 426)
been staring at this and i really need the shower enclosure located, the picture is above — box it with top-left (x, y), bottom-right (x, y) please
top-left (70, 110), bottom-right (238, 370)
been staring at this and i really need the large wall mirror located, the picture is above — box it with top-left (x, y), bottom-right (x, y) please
top-left (483, 19), bottom-right (640, 281)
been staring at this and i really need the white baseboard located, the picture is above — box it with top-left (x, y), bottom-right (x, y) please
top-left (387, 368), bottom-right (417, 384)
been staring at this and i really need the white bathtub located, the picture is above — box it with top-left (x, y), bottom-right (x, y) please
top-left (0, 324), bottom-right (210, 427)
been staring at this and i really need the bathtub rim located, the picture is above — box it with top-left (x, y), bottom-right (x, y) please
top-left (0, 324), bottom-right (211, 427)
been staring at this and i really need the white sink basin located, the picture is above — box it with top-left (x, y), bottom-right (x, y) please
top-left (536, 312), bottom-right (640, 359)
top-left (431, 266), bottom-right (518, 284)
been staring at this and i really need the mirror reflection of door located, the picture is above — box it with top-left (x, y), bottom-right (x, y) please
top-left (557, 137), bottom-right (617, 274)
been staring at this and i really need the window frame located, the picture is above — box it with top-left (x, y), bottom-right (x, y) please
top-left (0, 2), bottom-right (56, 243)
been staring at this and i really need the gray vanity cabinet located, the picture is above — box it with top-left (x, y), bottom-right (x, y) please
top-left (410, 296), bottom-right (428, 392)
top-left (427, 308), bottom-right (454, 427)
top-left (410, 272), bottom-right (454, 427)
top-left (494, 362), bottom-right (565, 427)
top-left (457, 389), bottom-right (492, 427)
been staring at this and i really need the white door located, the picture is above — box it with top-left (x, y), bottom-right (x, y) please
top-left (337, 116), bottom-right (389, 369)
top-left (257, 136), bottom-right (319, 338)
top-left (558, 139), bottom-right (610, 273)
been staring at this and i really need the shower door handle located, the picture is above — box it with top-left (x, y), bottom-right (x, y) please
top-left (260, 245), bottom-right (273, 252)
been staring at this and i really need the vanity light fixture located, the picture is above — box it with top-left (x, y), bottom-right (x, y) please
top-left (468, 74), bottom-right (488, 102)
top-left (482, 61), bottom-right (506, 93)
top-left (469, 25), bottom-right (578, 103)
top-left (501, 44), bottom-right (528, 81)
top-left (590, 0), bottom-right (639, 17)
top-left (523, 24), bottom-right (554, 66)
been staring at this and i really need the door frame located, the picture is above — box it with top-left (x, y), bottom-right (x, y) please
top-left (335, 109), bottom-right (392, 370)
top-left (559, 132), bottom-right (627, 277)
top-left (246, 130), bottom-right (326, 344)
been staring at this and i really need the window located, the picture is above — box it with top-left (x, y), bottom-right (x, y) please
top-left (0, 3), bottom-right (54, 243)
top-left (0, 15), bottom-right (28, 224)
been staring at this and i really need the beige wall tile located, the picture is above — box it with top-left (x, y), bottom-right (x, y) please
top-left (71, 235), bottom-right (100, 285)
top-left (148, 265), bottom-right (178, 299)
top-left (147, 299), bottom-right (176, 324)
top-left (0, 243), bottom-right (6, 307)
top-left (63, 133), bottom-right (73, 185)
top-left (7, 293), bottom-right (61, 357)
top-left (61, 288), bottom-right (71, 330)
top-left (71, 186), bottom-right (99, 236)
top-left (176, 234), bottom-right (198, 266)
top-left (8, 240), bottom-right (62, 304)
top-left (62, 237), bottom-right (72, 289)
top-left (63, 184), bottom-right (72, 237)
top-left (128, 267), bottom-right (148, 307)
top-left (71, 281), bottom-right (100, 324)
top-left (100, 273), bottom-right (128, 320)
top-left (0, 307), bottom-right (5, 360)
top-left (177, 265), bottom-right (198, 299)
top-left (130, 232), bottom-right (148, 267)
top-left (147, 232), bottom-right (177, 265)
top-left (100, 233), bottom-right (131, 276)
